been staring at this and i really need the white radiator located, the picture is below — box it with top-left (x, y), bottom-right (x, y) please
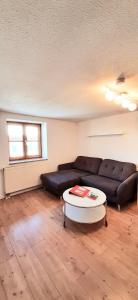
top-left (3, 162), bottom-right (46, 195)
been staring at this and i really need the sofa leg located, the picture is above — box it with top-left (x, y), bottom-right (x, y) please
top-left (117, 204), bottom-right (121, 211)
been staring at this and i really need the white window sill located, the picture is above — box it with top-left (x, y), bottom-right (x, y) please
top-left (9, 158), bottom-right (48, 165)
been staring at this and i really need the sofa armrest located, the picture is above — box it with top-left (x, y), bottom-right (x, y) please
top-left (58, 162), bottom-right (74, 171)
top-left (117, 172), bottom-right (137, 204)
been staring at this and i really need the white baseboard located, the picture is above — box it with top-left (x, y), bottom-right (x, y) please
top-left (0, 194), bottom-right (5, 200)
top-left (2, 185), bottom-right (42, 199)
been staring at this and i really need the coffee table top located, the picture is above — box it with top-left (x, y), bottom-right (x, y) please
top-left (63, 186), bottom-right (106, 208)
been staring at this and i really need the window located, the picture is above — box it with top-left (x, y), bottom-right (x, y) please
top-left (7, 121), bottom-right (42, 161)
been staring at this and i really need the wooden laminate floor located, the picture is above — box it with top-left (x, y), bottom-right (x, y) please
top-left (0, 189), bottom-right (138, 300)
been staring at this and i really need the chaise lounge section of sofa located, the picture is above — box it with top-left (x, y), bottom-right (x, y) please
top-left (40, 156), bottom-right (137, 209)
top-left (41, 156), bottom-right (102, 197)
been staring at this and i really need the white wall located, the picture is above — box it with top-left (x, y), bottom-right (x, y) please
top-left (77, 111), bottom-right (138, 169)
top-left (0, 112), bottom-right (77, 198)
top-left (0, 110), bottom-right (138, 198)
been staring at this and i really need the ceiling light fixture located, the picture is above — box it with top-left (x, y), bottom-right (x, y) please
top-left (121, 97), bottom-right (130, 109)
top-left (116, 73), bottom-right (126, 84)
top-left (105, 90), bottom-right (115, 101)
top-left (104, 88), bottom-right (137, 111)
top-left (114, 95), bottom-right (122, 105)
top-left (128, 102), bottom-right (137, 111)
top-left (103, 73), bottom-right (137, 112)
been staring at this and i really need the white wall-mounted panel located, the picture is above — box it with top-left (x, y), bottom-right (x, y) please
top-left (77, 111), bottom-right (138, 169)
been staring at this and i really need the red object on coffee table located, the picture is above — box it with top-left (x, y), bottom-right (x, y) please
top-left (69, 185), bottom-right (90, 197)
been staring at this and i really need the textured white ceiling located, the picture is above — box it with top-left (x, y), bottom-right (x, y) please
top-left (0, 0), bottom-right (138, 120)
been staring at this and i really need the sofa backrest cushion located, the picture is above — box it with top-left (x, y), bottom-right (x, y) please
top-left (74, 156), bottom-right (102, 174)
top-left (98, 159), bottom-right (136, 182)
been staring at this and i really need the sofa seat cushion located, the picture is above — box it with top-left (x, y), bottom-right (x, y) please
top-left (81, 175), bottom-right (120, 196)
top-left (41, 169), bottom-right (90, 192)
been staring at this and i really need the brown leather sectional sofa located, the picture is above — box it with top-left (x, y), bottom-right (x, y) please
top-left (40, 156), bottom-right (137, 208)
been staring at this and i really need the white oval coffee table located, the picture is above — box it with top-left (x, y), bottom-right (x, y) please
top-left (63, 187), bottom-right (108, 228)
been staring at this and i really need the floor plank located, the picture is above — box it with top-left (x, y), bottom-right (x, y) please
top-left (0, 189), bottom-right (138, 300)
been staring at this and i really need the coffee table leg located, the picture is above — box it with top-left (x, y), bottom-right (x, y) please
top-left (104, 201), bottom-right (108, 227)
top-left (63, 202), bottom-right (66, 228)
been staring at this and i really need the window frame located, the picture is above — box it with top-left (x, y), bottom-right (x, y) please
top-left (7, 121), bottom-right (42, 162)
